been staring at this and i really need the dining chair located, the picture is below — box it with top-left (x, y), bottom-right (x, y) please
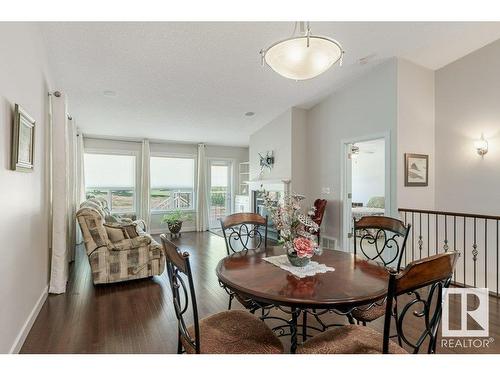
top-left (160, 234), bottom-right (283, 354)
top-left (220, 212), bottom-right (268, 255)
top-left (309, 198), bottom-right (327, 243)
top-left (220, 212), bottom-right (269, 310)
top-left (350, 215), bottom-right (411, 324)
top-left (298, 251), bottom-right (459, 354)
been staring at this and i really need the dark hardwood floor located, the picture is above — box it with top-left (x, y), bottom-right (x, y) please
top-left (21, 232), bottom-right (500, 354)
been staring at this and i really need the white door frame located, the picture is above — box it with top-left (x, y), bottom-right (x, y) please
top-left (207, 158), bottom-right (234, 228)
top-left (340, 131), bottom-right (392, 252)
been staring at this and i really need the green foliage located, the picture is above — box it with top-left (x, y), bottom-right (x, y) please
top-left (210, 192), bottom-right (226, 206)
top-left (161, 210), bottom-right (192, 225)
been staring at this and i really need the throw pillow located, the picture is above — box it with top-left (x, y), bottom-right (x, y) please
top-left (103, 224), bottom-right (127, 242)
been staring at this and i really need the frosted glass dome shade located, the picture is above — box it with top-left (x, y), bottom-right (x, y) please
top-left (264, 36), bottom-right (343, 80)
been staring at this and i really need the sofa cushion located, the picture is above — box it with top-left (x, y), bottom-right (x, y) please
top-left (103, 224), bottom-right (127, 242)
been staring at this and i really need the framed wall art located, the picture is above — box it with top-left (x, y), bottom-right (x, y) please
top-left (11, 104), bottom-right (35, 172)
top-left (404, 153), bottom-right (428, 187)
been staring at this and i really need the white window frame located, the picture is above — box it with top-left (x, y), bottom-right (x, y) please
top-left (84, 148), bottom-right (140, 214)
top-left (149, 152), bottom-right (197, 214)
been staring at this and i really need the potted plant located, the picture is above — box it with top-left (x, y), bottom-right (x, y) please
top-left (161, 210), bottom-right (192, 238)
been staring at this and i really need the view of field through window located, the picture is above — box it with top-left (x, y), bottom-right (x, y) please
top-left (84, 153), bottom-right (136, 212)
top-left (150, 156), bottom-right (195, 211)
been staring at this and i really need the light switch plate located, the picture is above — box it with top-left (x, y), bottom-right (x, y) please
top-left (321, 187), bottom-right (331, 194)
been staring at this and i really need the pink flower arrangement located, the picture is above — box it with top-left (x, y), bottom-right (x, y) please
top-left (293, 237), bottom-right (315, 258)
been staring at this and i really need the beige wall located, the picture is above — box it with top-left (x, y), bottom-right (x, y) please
top-left (249, 109), bottom-right (292, 182)
top-left (435, 39), bottom-right (500, 215)
top-left (397, 59), bottom-right (436, 210)
top-left (0, 23), bottom-right (53, 353)
top-left (306, 59), bottom-right (398, 241)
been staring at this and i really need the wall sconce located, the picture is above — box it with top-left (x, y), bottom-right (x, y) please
top-left (474, 134), bottom-right (488, 157)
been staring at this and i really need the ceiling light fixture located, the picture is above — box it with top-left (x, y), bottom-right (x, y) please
top-left (260, 22), bottom-right (344, 80)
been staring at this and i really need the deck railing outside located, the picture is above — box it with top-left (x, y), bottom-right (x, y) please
top-left (398, 208), bottom-right (500, 296)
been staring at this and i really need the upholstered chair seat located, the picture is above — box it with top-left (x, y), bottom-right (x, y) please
top-left (182, 310), bottom-right (283, 354)
top-left (351, 302), bottom-right (386, 322)
top-left (298, 325), bottom-right (407, 354)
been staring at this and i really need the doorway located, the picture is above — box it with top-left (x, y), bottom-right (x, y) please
top-left (341, 134), bottom-right (391, 252)
top-left (208, 160), bottom-right (233, 229)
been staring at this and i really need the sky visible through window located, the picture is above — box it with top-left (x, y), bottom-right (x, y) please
top-left (150, 157), bottom-right (194, 188)
top-left (84, 153), bottom-right (135, 187)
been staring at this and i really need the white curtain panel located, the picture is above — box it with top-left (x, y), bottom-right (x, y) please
top-left (66, 117), bottom-right (77, 262)
top-left (196, 143), bottom-right (209, 231)
top-left (49, 93), bottom-right (70, 294)
top-left (140, 139), bottom-right (151, 230)
top-left (75, 130), bottom-right (85, 246)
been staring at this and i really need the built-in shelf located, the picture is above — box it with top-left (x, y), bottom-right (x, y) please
top-left (238, 161), bottom-right (250, 194)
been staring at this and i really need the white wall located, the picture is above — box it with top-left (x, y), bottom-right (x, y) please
top-left (352, 139), bottom-right (385, 205)
top-left (397, 59), bottom-right (436, 210)
top-left (435, 39), bottom-right (500, 215)
top-left (306, 59), bottom-right (398, 240)
top-left (83, 137), bottom-right (248, 233)
top-left (249, 109), bottom-right (292, 182)
top-left (0, 23), bottom-right (53, 353)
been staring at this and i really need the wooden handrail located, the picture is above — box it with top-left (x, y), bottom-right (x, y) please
top-left (398, 208), bottom-right (500, 221)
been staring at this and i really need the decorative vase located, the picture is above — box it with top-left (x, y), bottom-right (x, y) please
top-left (286, 251), bottom-right (311, 267)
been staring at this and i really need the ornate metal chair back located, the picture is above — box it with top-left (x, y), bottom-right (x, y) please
top-left (353, 216), bottom-right (410, 270)
top-left (382, 252), bottom-right (459, 354)
top-left (220, 213), bottom-right (268, 255)
top-left (160, 234), bottom-right (201, 354)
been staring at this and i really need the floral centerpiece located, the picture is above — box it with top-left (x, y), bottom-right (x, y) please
top-left (262, 188), bottom-right (321, 267)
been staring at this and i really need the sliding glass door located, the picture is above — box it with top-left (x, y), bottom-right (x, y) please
top-left (208, 160), bottom-right (233, 229)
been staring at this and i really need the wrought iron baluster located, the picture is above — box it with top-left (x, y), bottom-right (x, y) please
top-left (435, 214), bottom-right (438, 255)
top-left (453, 216), bottom-right (457, 283)
top-left (418, 212), bottom-right (423, 259)
top-left (411, 212), bottom-right (415, 261)
top-left (427, 213), bottom-right (430, 258)
top-left (464, 216), bottom-right (466, 287)
top-left (404, 211), bottom-right (407, 266)
top-left (473, 217), bottom-right (477, 288)
top-left (444, 215), bottom-right (449, 252)
top-left (485, 219), bottom-right (488, 288)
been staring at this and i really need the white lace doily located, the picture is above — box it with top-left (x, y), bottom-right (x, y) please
top-left (263, 254), bottom-right (335, 278)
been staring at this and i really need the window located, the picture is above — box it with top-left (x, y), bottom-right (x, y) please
top-left (84, 153), bottom-right (136, 213)
top-left (150, 156), bottom-right (195, 211)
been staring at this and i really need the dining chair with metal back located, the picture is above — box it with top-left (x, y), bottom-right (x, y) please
top-left (350, 215), bottom-right (411, 324)
top-left (219, 212), bottom-right (268, 310)
top-left (220, 212), bottom-right (268, 255)
top-left (160, 234), bottom-right (283, 354)
top-left (299, 251), bottom-right (459, 354)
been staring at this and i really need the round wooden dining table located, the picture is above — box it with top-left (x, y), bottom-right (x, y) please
top-left (216, 246), bottom-right (390, 353)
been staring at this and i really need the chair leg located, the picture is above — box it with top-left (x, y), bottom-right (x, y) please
top-left (177, 334), bottom-right (183, 354)
top-left (302, 311), bottom-right (308, 342)
top-left (228, 294), bottom-right (234, 310)
top-left (347, 313), bottom-right (355, 325)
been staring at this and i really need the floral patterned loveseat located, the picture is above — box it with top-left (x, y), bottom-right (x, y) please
top-left (76, 198), bottom-right (165, 285)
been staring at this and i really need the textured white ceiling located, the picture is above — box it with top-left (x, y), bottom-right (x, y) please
top-left (40, 22), bottom-right (500, 146)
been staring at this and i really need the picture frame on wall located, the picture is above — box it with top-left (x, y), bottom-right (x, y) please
top-left (11, 104), bottom-right (35, 172)
top-left (404, 153), bottom-right (428, 187)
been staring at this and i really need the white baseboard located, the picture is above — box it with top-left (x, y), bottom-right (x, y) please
top-left (9, 285), bottom-right (48, 354)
